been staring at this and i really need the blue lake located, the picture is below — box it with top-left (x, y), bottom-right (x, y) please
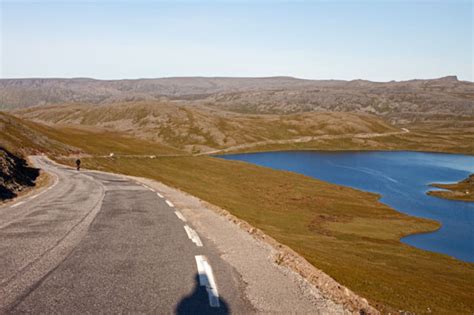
top-left (219, 151), bottom-right (474, 262)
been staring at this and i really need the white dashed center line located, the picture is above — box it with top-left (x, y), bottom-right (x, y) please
top-left (174, 211), bottom-right (187, 222)
top-left (142, 184), bottom-right (154, 191)
top-left (157, 192), bottom-right (163, 198)
top-left (195, 255), bottom-right (220, 308)
top-left (184, 225), bottom-right (203, 247)
top-left (165, 200), bottom-right (174, 208)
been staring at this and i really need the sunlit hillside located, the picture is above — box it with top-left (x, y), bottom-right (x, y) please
top-left (16, 102), bottom-right (398, 153)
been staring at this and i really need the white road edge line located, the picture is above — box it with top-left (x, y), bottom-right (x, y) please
top-left (8, 172), bottom-right (59, 209)
top-left (165, 200), bottom-right (174, 208)
top-left (184, 225), bottom-right (203, 247)
top-left (10, 201), bottom-right (25, 208)
top-left (29, 173), bottom-right (59, 200)
top-left (45, 173), bottom-right (59, 192)
top-left (157, 192), bottom-right (163, 198)
top-left (175, 211), bottom-right (187, 222)
top-left (195, 255), bottom-right (220, 308)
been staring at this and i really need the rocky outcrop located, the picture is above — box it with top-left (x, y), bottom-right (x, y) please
top-left (0, 148), bottom-right (39, 200)
top-left (460, 174), bottom-right (474, 185)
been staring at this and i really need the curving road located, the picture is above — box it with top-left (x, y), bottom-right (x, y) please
top-left (0, 156), bottom-right (253, 314)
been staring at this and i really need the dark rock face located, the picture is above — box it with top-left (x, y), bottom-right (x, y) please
top-left (0, 148), bottom-right (39, 200)
top-left (461, 174), bottom-right (474, 185)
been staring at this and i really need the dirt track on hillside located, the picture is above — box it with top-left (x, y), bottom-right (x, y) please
top-left (198, 129), bottom-right (409, 155)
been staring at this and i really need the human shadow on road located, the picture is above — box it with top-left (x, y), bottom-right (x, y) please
top-left (175, 274), bottom-right (229, 315)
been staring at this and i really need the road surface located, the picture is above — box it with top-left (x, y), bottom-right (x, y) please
top-left (0, 156), bottom-right (253, 314)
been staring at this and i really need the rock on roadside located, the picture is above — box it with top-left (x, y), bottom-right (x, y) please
top-left (0, 148), bottom-right (39, 200)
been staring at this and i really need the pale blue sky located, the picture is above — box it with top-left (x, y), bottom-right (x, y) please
top-left (1, 0), bottom-right (472, 81)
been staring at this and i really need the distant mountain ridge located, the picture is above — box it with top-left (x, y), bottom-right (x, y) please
top-left (0, 76), bottom-right (318, 108)
top-left (1, 76), bottom-right (473, 123)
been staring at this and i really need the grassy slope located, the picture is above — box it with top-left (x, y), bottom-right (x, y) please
top-left (227, 125), bottom-right (474, 155)
top-left (16, 103), bottom-right (474, 155)
top-left (57, 155), bottom-right (474, 314)
top-left (0, 111), bottom-right (180, 156)
top-left (16, 102), bottom-right (398, 152)
top-left (0, 112), bottom-right (77, 155)
top-left (31, 124), bottom-right (182, 156)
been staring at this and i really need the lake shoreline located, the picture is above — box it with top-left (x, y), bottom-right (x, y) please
top-left (220, 150), bottom-right (474, 262)
top-left (217, 147), bottom-right (474, 157)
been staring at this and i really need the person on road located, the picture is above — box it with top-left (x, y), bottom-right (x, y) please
top-left (76, 159), bottom-right (81, 171)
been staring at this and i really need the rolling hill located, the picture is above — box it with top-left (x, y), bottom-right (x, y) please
top-left (0, 111), bottom-right (79, 156)
top-left (16, 101), bottom-right (398, 153)
top-left (2, 76), bottom-right (473, 124)
top-left (0, 111), bottom-right (179, 156)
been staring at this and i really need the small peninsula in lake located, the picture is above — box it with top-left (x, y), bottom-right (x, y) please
top-left (428, 174), bottom-right (474, 202)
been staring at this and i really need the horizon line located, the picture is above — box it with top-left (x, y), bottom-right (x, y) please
top-left (0, 74), bottom-right (469, 84)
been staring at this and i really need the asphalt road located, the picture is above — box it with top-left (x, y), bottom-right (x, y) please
top-left (0, 156), bottom-right (253, 314)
